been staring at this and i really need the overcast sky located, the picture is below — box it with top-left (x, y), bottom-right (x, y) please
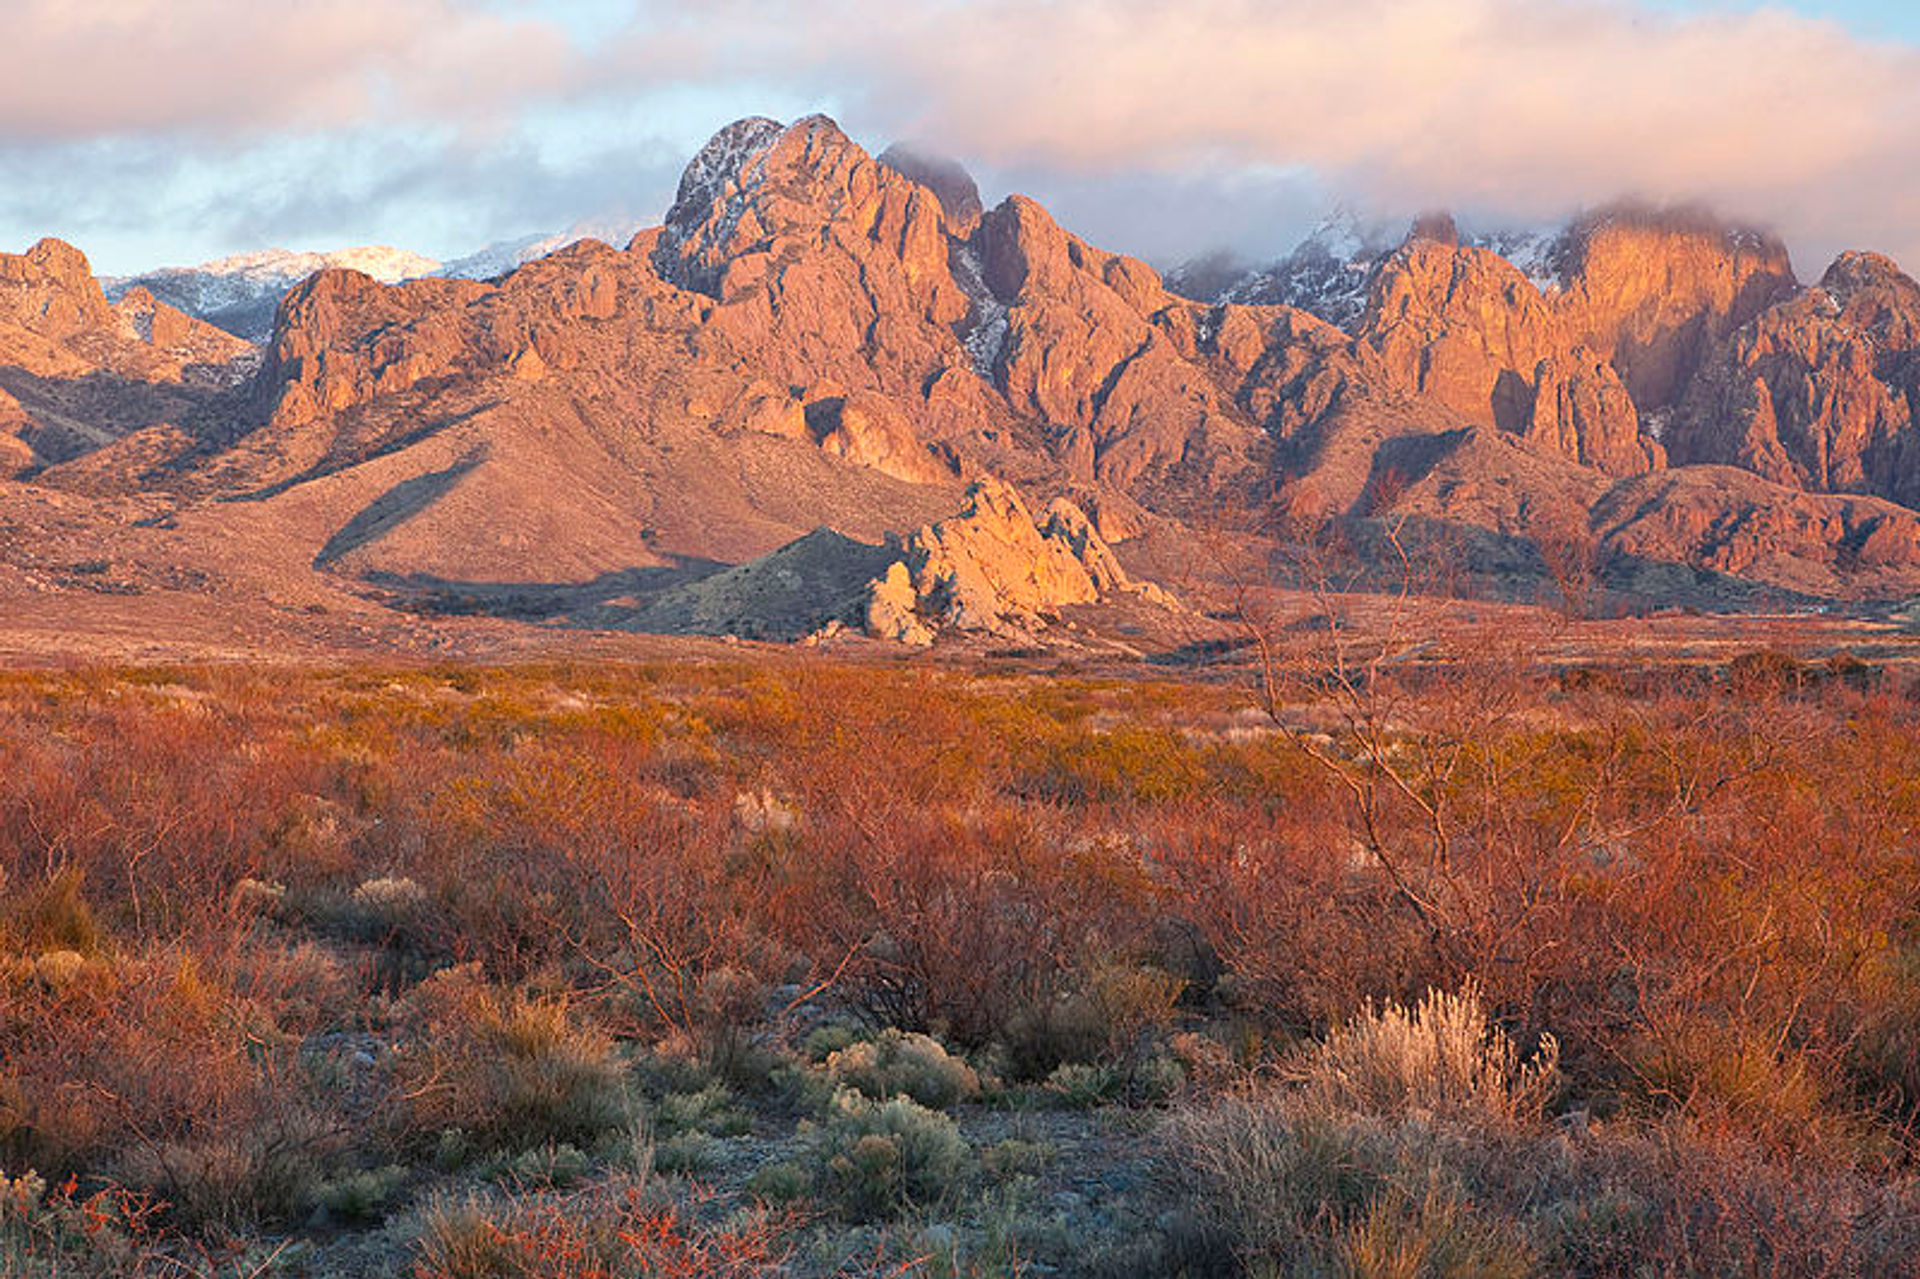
top-left (0, 0), bottom-right (1915, 279)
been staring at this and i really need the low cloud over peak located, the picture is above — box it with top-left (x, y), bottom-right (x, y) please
top-left (2, 0), bottom-right (1917, 276)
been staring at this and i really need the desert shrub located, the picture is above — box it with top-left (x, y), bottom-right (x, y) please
top-left (415, 1182), bottom-right (792, 1279)
top-left (3, 868), bottom-right (103, 955)
top-left (1005, 961), bottom-right (1187, 1086)
top-left (394, 966), bottom-right (629, 1152)
top-left (0, 1169), bottom-right (165, 1276)
top-left (1633, 1019), bottom-right (1835, 1148)
top-left (1169, 1083), bottom-right (1920, 1277)
top-left (825, 1029), bottom-right (980, 1109)
top-left (652, 1084), bottom-right (751, 1138)
top-left (981, 1138), bottom-right (1052, 1177)
top-left (1132, 1052), bottom-right (1188, 1103)
top-left (110, 1117), bottom-right (335, 1232)
top-left (1028, 723), bottom-right (1214, 804)
top-left (745, 1158), bottom-right (811, 1205)
top-left (0, 949), bottom-right (333, 1233)
top-left (1045, 1063), bottom-right (1119, 1109)
top-left (1337, 1181), bottom-right (1535, 1279)
top-left (487, 1143), bottom-right (593, 1190)
top-left (652, 1131), bottom-right (723, 1176)
top-left (1169, 1095), bottom-right (1386, 1268)
top-left (803, 1022), bottom-right (870, 1063)
top-left (341, 873), bottom-right (432, 944)
top-left (1000, 995), bottom-right (1108, 1081)
top-left (825, 811), bottom-right (1165, 1048)
top-left (1293, 984), bottom-right (1559, 1128)
top-left (801, 1089), bottom-right (972, 1220)
top-left (316, 1163), bottom-right (411, 1223)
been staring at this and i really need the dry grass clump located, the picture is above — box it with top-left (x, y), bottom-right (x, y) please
top-left (415, 1181), bottom-right (792, 1279)
top-left (1292, 983), bottom-right (1559, 1128)
top-left (1167, 987), bottom-right (1920, 1276)
top-left (394, 965), bottom-right (631, 1153)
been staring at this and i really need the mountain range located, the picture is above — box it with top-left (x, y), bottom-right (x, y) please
top-left (104, 216), bottom-right (652, 343)
top-left (7, 113), bottom-right (1920, 657)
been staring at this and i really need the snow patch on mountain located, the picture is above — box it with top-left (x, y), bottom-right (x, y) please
top-left (1168, 209), bottom-right (1571, 330)
top-left (652, 117), bottom-right (789, 295)
top-left (1168, 208), bottom-right (1399, 332)
top-left (107, 246), bottom-right (442, 342)
top-left (436, 215), bottom-right (650, 282)
top-left (950, 243), bottom-right (1010, 377)
top-left (1472, 228), bottom-right (1568, 294)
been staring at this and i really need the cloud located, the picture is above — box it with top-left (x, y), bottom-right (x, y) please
top-left (0, 125), bottom-right (686, 274)
top-left (617, 0), bottom-right (1920, 271)
top-left (3, 0), bottom-right (1919, 275)
top-left (0, 0), bottom-right (575, 139)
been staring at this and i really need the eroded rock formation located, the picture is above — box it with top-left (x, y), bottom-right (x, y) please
top-left (865, 477), bottom-right (1173, 644)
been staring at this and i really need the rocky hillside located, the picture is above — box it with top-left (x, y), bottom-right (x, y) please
top-left (8, 114), bottom-right (1920, 646)
top-left (0, 238), bottom-right (254, 476)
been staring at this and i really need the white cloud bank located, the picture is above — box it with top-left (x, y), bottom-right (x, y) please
top-left (2, 0), bottom-right (1917, 274)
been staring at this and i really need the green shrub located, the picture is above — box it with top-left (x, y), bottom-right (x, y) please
top-left (804, 1022), bottom-right (870, 1063)
top-left (653, 1085), bottom-right (751, 1137)
top-left (652, 1131), bottom-right (723, 1176)
top-left (805, 1089), bottom-right (971, 1219)
top-left (318, 1164), bottom-right (410, 1222)
top-left (1132, 1052), bottom-right (1187, 1103)
top-left (746, 1158), bottom-right (812, 1204)
top-left (1045, 1062), bottom-right (1118, 1109)
top-left (488, 1143), bottom-right (591, 1190)
top-left (982, 1138), bottom-right (1052, 1177)
top-left (826, 1029), bottom-right (980, 1109)
top-left (1000, 999), bottom-right (1107, 1082)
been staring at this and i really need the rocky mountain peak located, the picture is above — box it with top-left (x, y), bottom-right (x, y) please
top-left (1408, 211), bottom-right (1461, 246)
top-left (0, 237), bottom-right (112, 336)
top-left (23, 236), bottom-right (96, 285)
top-left (1819, 251), bottom-right (1920, 320)
top-left (662, 117), bottom-right (785, 231)
top-left (878, 143), bottom-right (984, 232)
top-left (1555, 203), bottom-right (1798, 408)
top-left (654, 114), bottom-right (941, 301)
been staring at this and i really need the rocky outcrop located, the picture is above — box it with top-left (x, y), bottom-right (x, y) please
top-left (865, 477), bottom-right (1174, 644)
top-left (255, 267), bottom-right (492, 432)
top-left (1357, 230), bottom-right (1658, 476)
top-left (807, 391), bottom-right (950, 486)
top-left (976, 196), bottom-right (1259, 489)
top-left (1668, 251), bottom-right (1920, 505)
top-left (0, 238), bottom-right (113, 339)
top-left (1553, 205), bottom-right (1798, 410)
top-left (0, 238), bottom-right (253, 469)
